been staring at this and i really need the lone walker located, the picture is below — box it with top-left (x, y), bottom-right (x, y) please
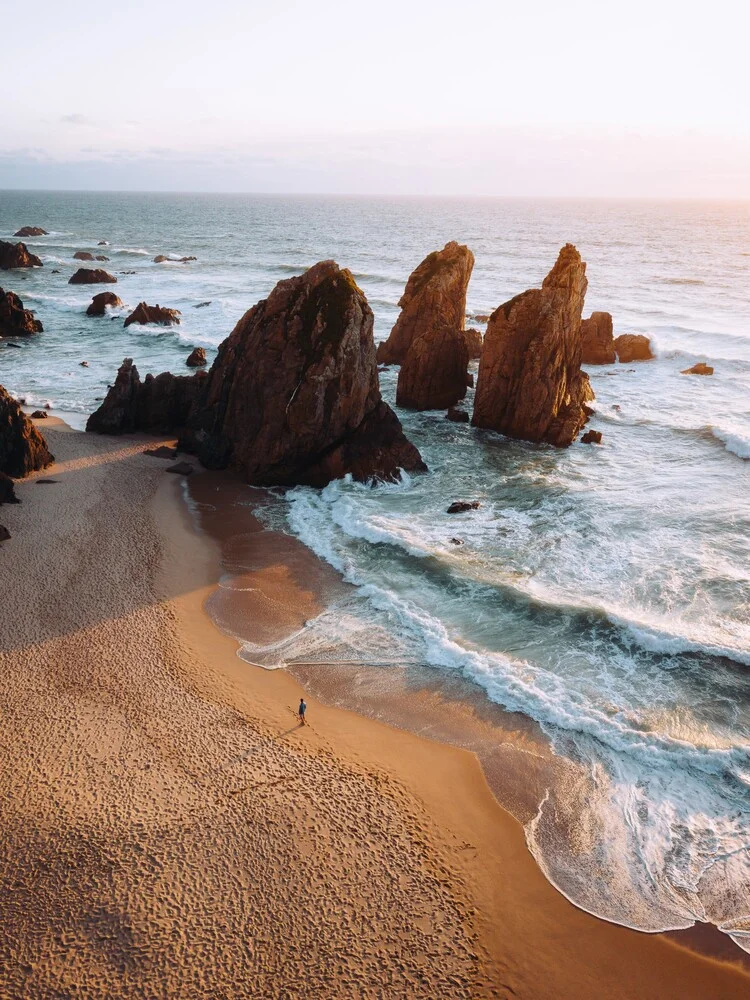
top-left (298, 698), bottom-right (307, 726)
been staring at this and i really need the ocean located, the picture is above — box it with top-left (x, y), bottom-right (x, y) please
top-left (2, 190), bottom-right (749, 954)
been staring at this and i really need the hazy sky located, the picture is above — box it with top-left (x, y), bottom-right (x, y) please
top-left (2, 0), bottom-right (749, 196)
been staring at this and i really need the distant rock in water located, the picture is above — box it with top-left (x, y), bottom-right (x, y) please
top-left (0, 241), bottom-right (43, 270)
top-left (581, 429), bottom-right (603, 444)
top-left (447, 500), bottom-right (480, 513)
top-left (73, 251), bottom-right (95, 261)
top-left (69, 268), bottom-right (117, 285)
top-left (184, 260), bottom-right (426, 485)
top-left (614, 334), bottom-right (654, 362)
top-left (376, 242), bottom-right (474, 365)
top-left (472, 243), bottom-right (593, 447)
top-left (96, 255), bottom-right (109, 261)
top-left (86, 291), bottom-right (123, 316)
top-left (463, 328), bottom-right (483, 361)
top-left (0, 384), bottom-right (54, 477)
top-left (396, 326), bottom-right (469, 410)
top-left (0, 287), bottom-right (43, 337)
top-left (580, 312), bottom-right (616, 365)
top-left (98, 240), bottom-right (109, 246)
top-left (123, 302), bottom-right (181, 327)
top-left (86, 359), bottom-right (206, 435)
top-left (186, 347), bottom-right (207, 367)
top-left (681, 362), bottom-right (714, 375)
top-left (154, 255), bottom-right (197, 264)
top-left (14, 227), bottom-right (47, 238)
top-left (194, 300), bottom-right (212, 309)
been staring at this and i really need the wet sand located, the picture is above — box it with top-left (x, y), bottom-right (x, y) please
top-left (0, 420), bottom-right (747, 998)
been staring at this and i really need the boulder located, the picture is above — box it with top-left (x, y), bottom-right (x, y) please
top-left (447, 501), bottom-right (480, 513)
top-left (30, 410), bottom-right (48, 419)
top-left (86, 291), bottom-right (123, 316)
top-left (376, 242), bottom-right (475, 365)
top-left (464, 327), bottom-right (482, 360)
top-left (0, 471), bottom-right (19, 504)
top-left (681, 362), bottom-right (714, 375)
top-left (69, 268), bottom-right (117, 285)
top-left (614, 334), bottom-right (654, 362)
top-left (96, 255), bottom-right (109, 262)
top-left (446, 407), bottom-right (470, 423)
top-left (396, 325), bottom-right (469, 410)
top-left (86, 359), bottom-right (205, 435)
top-left (98, 240), bottom-right (109, 246)
top-left (0, 287), bottom-right (43, 337)
top-left (0, 241), bottom-right (43, 270)
top-left (73, 251), bottom-right (95, 261)
top-left (466, 372), bottom-right (474, 388)
top-left (581, 429), bottom-right (603, 444)
top-left (0, 384), bottom-right (54, 477)
top-left (580, 311), bottom-right (616, 364)
top-left (14, 227), bottom-right (47, 238)
top-left (123, 302), bottom-right (181, 327)
top-left (186, 347), bottom-right (207, 367)
top-left (184, 260), bottom-right (426, 485)
top-left (472, 244), bottom-right (594, 448)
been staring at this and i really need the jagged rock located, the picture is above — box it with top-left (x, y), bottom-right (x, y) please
top-left (580, 312), bottom-right (616, 364)
top-left (73, 251), bottom-right (95, 261)
top-left (80, 361), bottom-right (89, 367)
top-left (86, 291), bottom-right (123, 316)
top-left (154, 255), bottom-right (197, 264)
top-left (614, 334), bottom-right (654, 362)
top-left (0, 471), bottom-right (19, 504)
top-left (86, 358), bottom-right (205, 435)
top-left (681, 362), bottom-right (714, 375)
top-left (447, 501), bottom-right (480, 513)
top-left (446, 407), bottom-right (470, 423)
top-left (123, 302), bottom-right (181, 327)
top-left (0, 384), bottom-right (54, 477)
top-left (165, 462), bottom-right (194, 475)
top-left (0, 241), bottom-right (43, 270)
top-left (30, 410), bottom-right (48, 419)
top-left (184, 260), bottom-right (426, 485)
top-left (464, 327), bottom-right (482, 360)
top-left (69, 268), bottom-right (117, 285)
top-left (14, 227), bottom-right (47, 238)
top-left (396, 325), bottom-right (469, 411)
top-left (376, 242), bottom-right (475, 365)
top-left (472, 244), bottom-right (593, 448)
top-left (98, 240), bottom-right (109, 246)
top-left (0, 287), bottom-right (43, 337)
top-left (581, 429), bottom-right (602, 444)
top-left (186, 347), bottom-right (207, 367)
top-left (0, 525), bottom-right (9, 542)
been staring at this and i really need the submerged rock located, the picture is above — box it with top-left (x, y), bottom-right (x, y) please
top-left (376, 242), bottom-right (475, 365)
top-left (0, 241), bottom-right (43, 270)
top-left (186, 347), bottom-right (207, 367)
top-left (472, 244), bottom-right (593, 448)
top-left (0, 384), bottom-right (54, 477)
top-left (447, 500), bottom-right (480, 513)
top-left (614, 334), bottom-right (653, 362)
top-left (86, 291), bottom-right (123, 316)
top-left (446, 407), bottom-right (470, 423)
top-left (123, 302), bottom-right (181, 327)
top-left (86, 359), bottom-right (205, 435)
top-left (69, 268), bottom-right (117, 285)
top-left (681, 362), bottom-right (714, 375)
top-left (581, 429), bottom-right (603, 444)
top-left (14, 227), bottom-right (47, 238)
top-left (396, 325), bottom-right (469, 411)
top-left (154, 255), bottom-right (197, 264)
top-left (73, 250), bottom-right (95, 261)
top-left (0, 287), bottom-right (43, 337)
top-left (580, 312), bottom-right (616, 365)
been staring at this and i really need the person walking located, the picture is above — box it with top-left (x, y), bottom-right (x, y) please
top-left (298, 698), bottom-right (307, 726)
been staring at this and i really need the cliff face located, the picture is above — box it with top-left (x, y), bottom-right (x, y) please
top-left (0, 288), bottom-right (43, 337)
top-left (376, 242), bottom-right (474, 365)
top-left (472, 244), bottom-right (593, 447)
top-left (580, 311), bottom-right (615, 365)
top-left (0, 385), bottom-right (54, 477)
top-left (396, 326), bottom-right (469, 411)
top-left (86, 359), bottom-right (205, 435)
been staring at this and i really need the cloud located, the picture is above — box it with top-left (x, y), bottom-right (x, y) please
top-left (61, 113), bottom-right (94, 126)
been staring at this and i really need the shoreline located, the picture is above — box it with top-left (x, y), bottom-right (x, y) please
top-left (1, 419), bottom-right (748, 998)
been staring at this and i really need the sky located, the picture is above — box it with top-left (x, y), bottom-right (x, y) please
top-left (2, 0), bottom-right (749, 196)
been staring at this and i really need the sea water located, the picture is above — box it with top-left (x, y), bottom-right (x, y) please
top-left (2, 191), bottom-right (749, 951)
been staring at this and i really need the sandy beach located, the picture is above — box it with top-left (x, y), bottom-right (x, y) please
top-left (1, 419), bottom-right (748, 999)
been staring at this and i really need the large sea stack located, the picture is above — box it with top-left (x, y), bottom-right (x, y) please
top-left (0, 385), bottom-right (54, 477)
top-left (580, 311), bottom-right (616, 364)
top-left (0, 241), bottom-right (43, 270)
top-left (472, 244), bottom-right (593, 447)
top-left (376, 242), bottom-right (474, 365)
top-left (0, 288), bottom-right (43, 337)
top-left (396, 327), bottom-right (469, 410)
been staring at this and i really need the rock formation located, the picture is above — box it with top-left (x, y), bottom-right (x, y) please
top-left (0, 385), bottom-right (54, 477)
top-left (123, 302), bottom-right (181, 327)
top-left (0, 288), bottom-right (43, 337)
top-left (581, 429), bottom-right (602, 444)
top-left (614, 334), bottom-right (654, 362)
top-left (0, 241), bottom-right (43, 270)
top-left (446, 407), bottom-right (469, 423)
top-left (73, 251), bottom-right (95, 261)
top-left (31, 410), bottom-right (48, 418)
top-left (98, 240), bottom-right (109, 246)
top-left (86, 292), bottom-right (123, 316)
top-left (69, 268), bottom-right (117, 285)
top-left (580, 312), bottom-right (616, 364)
top-left (86, 360), bottom-right (206, 435)
top-left (154, 255), bottom-right (197, 264)
top-left (186, 347), bottom-right (207, 367)
top-left (14, 227), bottom-right (47, 237)
top-left (681, 362), bottom-right (714, 375)
top-left (472, 244), bottom-right (593, 447)
top-left (396, 326), bottom-right (469, 410)
top-left (464, 328), bottom-right (482, 360)
top-left (376, 242), bottom-right (475, 365)
top-left (447, 501), bottom-right (480, 513)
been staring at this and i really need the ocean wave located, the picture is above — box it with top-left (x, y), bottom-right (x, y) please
top-left (711, 425), bottom-right (750, 459)
top-left (111, 247), bottom-right (150, 256)
top-left (660, 277), bottom-right (706, 286)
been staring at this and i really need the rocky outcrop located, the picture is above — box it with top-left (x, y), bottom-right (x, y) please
top-left (0, 385), bottom-right (54, 477)
top-left (86, 292), bottom-right (123, 316)
top-left (14, 227), bottom-right (47, 238)
top-left (0, 288), bottom-right (43, 337)
top-left (0, 241), bottom-right (43, 270)
top-left (447, 501), bottom-right (480, 513)
top-left (31, 410), bottom-right (48, 418)
top-left (581, 429), bottom-right (602, 444)
top-left (376, 242), bottom-right (475, 365)
top-left (73, 251), bottom-right (95, 261)
top-left (186, 347), bottom-right (207, 367)
top-left (396, 326), bottom-right (469, 410)
top-left (464, 328), bottom-right (482, 360)
top-left (681, 362), bottom-right (714, 375)
top-left (472, 244), bottom-right (593, 447)
top-left (154, 255), bottom-right (197, 264)
top-left (446, 407), bottom-right (469, 423)
top-left (86, 359), bottom-right (206, 435)
top-left (69, 268), bottom-right (117, 285)
top-left (614, 334), bottom-right (653, 362)
top-left (123, 302), bottom-right (181, 327)
top-left (580, 312), bottom-right (615, 364)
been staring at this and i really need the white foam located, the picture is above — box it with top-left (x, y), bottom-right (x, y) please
top-left (712, 425), bottom-right (750, 459)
